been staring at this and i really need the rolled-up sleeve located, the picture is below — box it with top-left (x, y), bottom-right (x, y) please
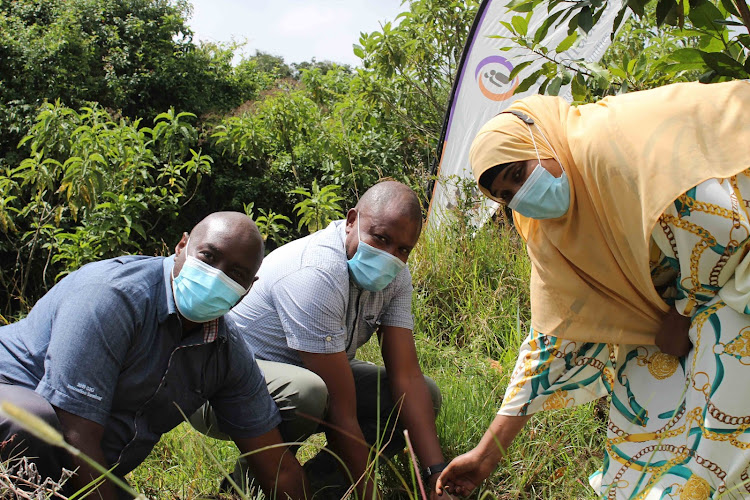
top-left (270, 267), bottom-right (348, 354)
top-left (380, 269), bottom-right (414, 330)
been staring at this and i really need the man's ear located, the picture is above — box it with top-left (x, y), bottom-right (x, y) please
top-left (175, 232), bottom-right (189, 256)
top-left (345, 208), bottom-right (358, 234)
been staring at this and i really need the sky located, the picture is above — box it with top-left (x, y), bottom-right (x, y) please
top-left (187, 0), bottom-right (406, 67)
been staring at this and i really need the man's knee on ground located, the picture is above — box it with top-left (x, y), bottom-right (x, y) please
top-left (291, 373), bottom-right (329, 420)
top-left (0, 385), bottom-right (68, 480)
top-left (424, 375), bottom-right (442, 417)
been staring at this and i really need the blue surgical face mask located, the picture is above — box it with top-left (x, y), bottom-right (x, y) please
top-left (347, 216), bottom-right (406, 292)
top-left (172, 239), bottom-right (248, 322)
top-left (507, 122), bottom-right (570, 220)
top-left (508, 164), bottom-right (570, 219)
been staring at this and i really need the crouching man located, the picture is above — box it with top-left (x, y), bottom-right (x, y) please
top-left (192, 182), bottom-right (446, 499)
top-left (0, 212), bottom-right (308, 499)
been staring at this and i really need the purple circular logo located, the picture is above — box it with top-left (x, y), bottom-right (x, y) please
top-left (475, 55), bottom-right (518, 101)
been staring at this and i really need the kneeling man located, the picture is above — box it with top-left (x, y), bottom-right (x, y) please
top-left (193, 182), bottom-right (445, 499)
top-left (0, 212), bottom-right (308, 499)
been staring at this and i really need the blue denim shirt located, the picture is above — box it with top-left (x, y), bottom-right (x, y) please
top-left (0, 255), bottom-right (280, 476)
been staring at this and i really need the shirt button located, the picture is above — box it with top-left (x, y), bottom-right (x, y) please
top-left (326, 336), bottom-right (332, 341)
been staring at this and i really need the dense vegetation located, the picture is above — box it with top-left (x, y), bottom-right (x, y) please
top-left (0, 0), bottom-right (748, 497)
top-left (0, 0), bottom-right (480, 320)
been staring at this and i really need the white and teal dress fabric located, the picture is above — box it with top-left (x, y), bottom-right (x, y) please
top-left (500, 173), bottom-right (750, 499)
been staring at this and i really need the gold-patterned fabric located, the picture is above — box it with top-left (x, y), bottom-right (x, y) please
top-left (500, 176), bottom-right (750, 498)
top-left (470, 80), bottom-right (750, 344)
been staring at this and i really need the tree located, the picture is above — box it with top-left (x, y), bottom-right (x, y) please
top-left (0, 102), bottom-right (208, 318)
top-left (0, 0), bottom-right (269, 164)
top-left (355, 0), bottom-right (480, 153)
top-left (500, 0), bottom-right (749, 99)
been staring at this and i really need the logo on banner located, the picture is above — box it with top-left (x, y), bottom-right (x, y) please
top-left (475, 56), bottom-right (518, 101)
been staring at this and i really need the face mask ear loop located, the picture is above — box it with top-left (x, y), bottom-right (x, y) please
top-left (356, 212), bottom-right (362, 242)
top-left (525, 123), bottom-right (543, 166)
top-left (533, 124), bottom-right (565, 172)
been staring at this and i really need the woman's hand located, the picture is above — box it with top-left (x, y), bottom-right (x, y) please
top-left (655, 305), bottom-right (692, 357)
top-left (435, 414), bottom-right (531, 497)
top-left (435, 449), bottom-right (497, 497)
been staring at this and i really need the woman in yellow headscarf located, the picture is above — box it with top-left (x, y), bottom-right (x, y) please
top-left (436, 80), bottom-right (750, 499)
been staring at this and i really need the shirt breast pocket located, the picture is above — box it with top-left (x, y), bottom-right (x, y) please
top-left (363, 314), bottom-right (382, 335)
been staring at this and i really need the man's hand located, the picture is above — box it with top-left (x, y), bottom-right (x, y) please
top-left (655, 305), bottom-right (692, 357)
top-left (427, 474), bottom-right (443, 499)
top-left (235, 428), bottom-right (309, 499)
top-left (54, 407), bottom-right (119, 499)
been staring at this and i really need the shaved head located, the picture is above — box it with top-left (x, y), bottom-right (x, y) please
top-left (190, 212), bottom-right (264, 256)
top-left (344, 181), bottom-right (423, 264)
top-left (355, 181), bottom-right (423, 229)
top-left (173, 211), bottom-right (264, 291)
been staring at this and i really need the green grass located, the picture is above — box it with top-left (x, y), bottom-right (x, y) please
top-left (123, 216), bottom-right (607, 499)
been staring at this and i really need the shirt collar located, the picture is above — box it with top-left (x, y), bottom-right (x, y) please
top-left (161, 255), bottom-right (178, 322)
top-left (335, 219), bottom-right (348, 255)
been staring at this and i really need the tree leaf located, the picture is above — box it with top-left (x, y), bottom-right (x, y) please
top-left (505, 0), bottom-right (537, 12)
top-left (512, 15), bottom-right (529, 36)
top-left (713, 19), bottom-right (744, 25)
top-left (556, 32), bottom-right (578, 52)
top-left (699, 51), bottom-right (748, 78)
top-left (611, 6), bottom-right (629, 40)
top-left (669, 47), bottom-right (704, 63)
top-left (627, 0), bottom-right (647, 18)
top-left (656, 0), bottom-right (677, 26)
top-left (579, 6), bottom-right (594, 32)
top-left (508, 60), bottom-right (534, 80)
top-left (719, 0), bottom-right (740, 16)
top-left (515, 69), bottom-right (544, 94)
top-left (547, 76), bottom-right (563, 95)
top-left (688, 1), bottom-right (725, 30)
top-left (571, 72), bottom-right (587, 101)
top-left (534, 10), bottom-right (564, 43)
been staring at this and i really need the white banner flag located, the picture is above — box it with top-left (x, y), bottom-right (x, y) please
top-left (427, 0), bottom-right (624, 225)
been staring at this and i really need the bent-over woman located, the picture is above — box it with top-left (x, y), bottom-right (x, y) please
top-left (437, 80), bottom-right (750, 499)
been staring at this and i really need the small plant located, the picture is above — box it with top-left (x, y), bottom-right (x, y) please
top-left (291, 180), bottom-right (344, 233)
top-left (255, 208), bottom-right (292, 247)
top-left (0, 455), bottom-right (74, 497)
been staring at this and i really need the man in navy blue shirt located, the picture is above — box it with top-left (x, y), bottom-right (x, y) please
top-left (0, 212), bottom-right (309, 499)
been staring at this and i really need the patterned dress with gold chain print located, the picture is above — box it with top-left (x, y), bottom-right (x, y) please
top-left (499, 172), bottom-right (750, 499)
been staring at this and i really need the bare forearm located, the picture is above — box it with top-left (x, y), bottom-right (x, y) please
top-left (391, 377), bottom-right (443, 466)
top-left (476, 413), bottom-right (531, 465)
top-left (435, 413), bottom-right (532, 497)
top-left (65, 437), bottom-right (118, 499)
top-left (235, 430), bottom-right (309, 500)
top-left (259, 454), bottom-right (309, 500)
top-left (326, 421), bottom-right (376, 498)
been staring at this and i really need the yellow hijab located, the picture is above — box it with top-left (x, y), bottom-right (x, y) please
top-left (470, 81), bottom-right (750, 344)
